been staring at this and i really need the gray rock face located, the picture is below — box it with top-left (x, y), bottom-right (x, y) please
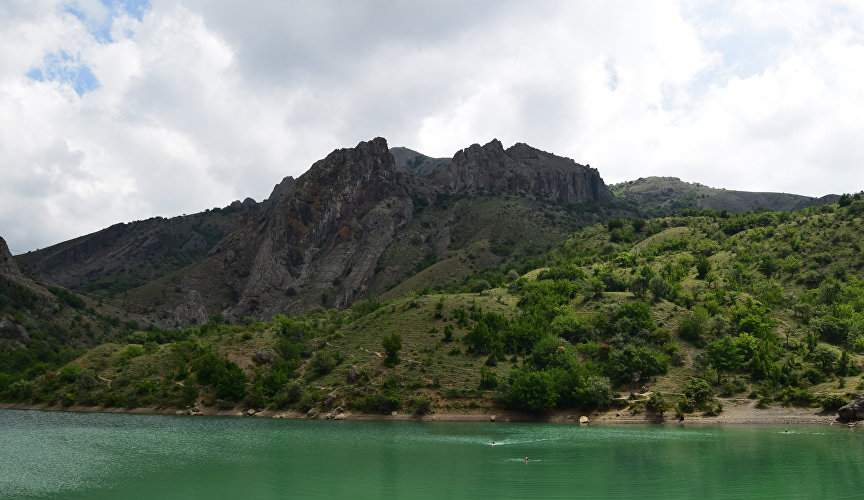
top-left (267, 176), bottom-right (295, 203)
top-left (347, 365), bottom-right (361, 383)
top-left (252, 349), bottom-right (272, 365)
top-left (216, 137), bottom-right (613, 319)
top-left (172, 290), bottom-right (208, 327)
top-left (0, 236), bottom-right (21, 279)
top-left (838, 394), bottom-right (864, 421)
top-left (425, 140), bottom-right (611, 204)
top-left (225, 137), bottom-right (414, 318)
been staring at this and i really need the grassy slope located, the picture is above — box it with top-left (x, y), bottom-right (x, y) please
top-left (6, 199), bottom-right (864, 418)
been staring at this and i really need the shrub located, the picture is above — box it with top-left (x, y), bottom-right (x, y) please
top-left (677, 307), bottom-right (709, 343)
top-left (192, 350), bottom-right (247, 402)
top-left (820, 394), bottom-right (850, 411)
top-left (309, 350), bottom-right (343, 376)
top-left (382, 333), bottom-right (403, 367)
top-left (479, 366), bottom-right (498, 390)
top-left (684, 378), bottom-right (714, 405)
top-left (506, 369), bottom-right (558, 411)
top-left (351, 297), bottom-right (382, 318)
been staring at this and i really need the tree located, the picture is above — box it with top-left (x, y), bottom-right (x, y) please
top-left (677, 307), bottom-right (709, 343)
top-left (606, 345), bottom-right (669, 383)
top-left (382, 332), bottom-right (403, 367)
top-left (702, 336), bottom-right (744, 383)
top-left (649, 275), bottom-right (670, 302)
top-left (683, 377), bottom-right (714, 406)
top-left (809, 345), bottom-right (839, 375)
top-left (695, 255), bottom-right (711, 279)
top-left (507, 368), bottom-right (559, 411)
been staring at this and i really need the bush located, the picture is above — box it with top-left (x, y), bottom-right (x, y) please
top-left (479, 366), bottom-right (498, 390)
top-left (684, 378), bottom-right (714, 405)
top-left (506, 369), bottom-right (558, 411)
top-left (309, 350), bottom-right (343, 376)
top-left (356, 391), bottom-right (401, 414)
top-left (382, 333), bottom-right (403, 367)
top-left (192, 350), bottom-right (247, 402)
top-left (606, 345), bottom-right (669, 384)
top-left (677, 308), bottom-right (709, 343)
top-left (351, 297), bottom-right (382, 318)
top-left (820, 394), bottom-right (850, 411)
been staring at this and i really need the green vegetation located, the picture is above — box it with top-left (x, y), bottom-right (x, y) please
top-left (4, 195), bottom-right (864, 419)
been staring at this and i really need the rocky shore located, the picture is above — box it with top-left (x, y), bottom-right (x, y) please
top-left (0, 398), bottom-right (848, 426)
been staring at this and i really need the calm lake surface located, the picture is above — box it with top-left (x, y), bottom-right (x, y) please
top-left (1, 409), bottom-right (862, 499)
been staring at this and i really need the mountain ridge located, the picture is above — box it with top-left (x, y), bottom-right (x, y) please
top-left (11, 138), bottom-right (839, 327)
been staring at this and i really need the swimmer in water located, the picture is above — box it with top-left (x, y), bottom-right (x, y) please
top-left (491, 441), bottom-right (495, 445)
top-left (523, 457), bottom-right (529, 462)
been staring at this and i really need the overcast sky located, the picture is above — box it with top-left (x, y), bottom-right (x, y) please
top-left (2, 0), bottom-right (863, 253)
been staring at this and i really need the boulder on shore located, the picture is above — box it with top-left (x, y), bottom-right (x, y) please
top-left (838, 394), bottom-right (864, 421)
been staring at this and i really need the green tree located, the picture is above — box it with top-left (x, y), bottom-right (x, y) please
top-left (606, 345), bottom-right (669, 383)
top-left (507, 369), bottom-right (559, 411)
top-left (695, 255), bottom-right (711, 279)
top-left (677, 307), bottom-right (709, 343)
top-left (683, 377), bottom-right (715, 406)
top-left (701, 336), bottom-right (744, 383)
top-left (382, 332), bottom-right (403, 367)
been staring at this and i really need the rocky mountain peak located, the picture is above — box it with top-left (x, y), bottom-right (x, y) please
top-left (267, 176), bottom-right (295, 203)
top-left (0, 236), bottom-right (22, 279)
top-left (430, 139), bottom-right (611, 203)
top-left (225, 137), bottom-right (412, 318)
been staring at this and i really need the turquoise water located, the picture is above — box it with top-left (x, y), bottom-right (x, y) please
top-left (1, 410), bottom-right (862, 499)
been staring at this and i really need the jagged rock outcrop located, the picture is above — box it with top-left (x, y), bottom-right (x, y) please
top-left (425, 139), bottom-right (611, 204)
top-left (224, 137), bottom-right (413, 318)
top-left (267, 176), bottom-right (296, 203)
top-left (838, 394), bottom-right (864, 421)
top-left (172, 290), bottom-right (208, 327)
top-left (215, 137), bottom-right (614, 319)
top-left (0, 236), bottom-right (22, 279)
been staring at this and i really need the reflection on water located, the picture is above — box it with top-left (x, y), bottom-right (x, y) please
top-left (1, 409), bottom-right (862, 499)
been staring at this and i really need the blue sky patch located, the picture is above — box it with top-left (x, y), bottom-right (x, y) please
top-left (27, 51), bottom-right (101, 96)
top-left (62, 0), bottom-right (150, 44)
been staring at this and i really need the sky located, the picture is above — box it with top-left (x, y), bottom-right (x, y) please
top-left (2, 0), bottom-right (864, 254)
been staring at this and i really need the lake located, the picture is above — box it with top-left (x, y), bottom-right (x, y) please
top-left (1, 409), bottom-right (861, 499)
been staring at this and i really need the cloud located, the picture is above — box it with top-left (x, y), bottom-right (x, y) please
top-left (1, 1), bottom-right (863, 253)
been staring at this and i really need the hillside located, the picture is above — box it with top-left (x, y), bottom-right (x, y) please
top-left (1, 236), bottom-right (144, 396)
top-left (612, 176), bottom-right (837, 216)
top-left (7, 197), bottom-right (864, 419)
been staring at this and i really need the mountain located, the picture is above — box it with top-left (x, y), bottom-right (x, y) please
top-left (115, 137), bottom-right (614, 324)
top-left (8, 196), bottom-right (864, 418)
top-left (15, 204), bottom-right (251, 296)
top-left (12, 139), bottom-right (838, 329)
top-left (612, 176), bottom-right (837, 214)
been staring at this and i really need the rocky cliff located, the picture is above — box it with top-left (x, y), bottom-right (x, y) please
top-left (212, 137), bottom-right (613, 319)
top-left (0, 236), bottom-right (22, 279)
top-left (223, 137), bottom-right (414, 318)
top-left (424, 140), bottom-right (610, 204)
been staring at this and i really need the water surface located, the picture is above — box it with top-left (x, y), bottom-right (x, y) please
top-left (1, 409), bottom-right (861, 499)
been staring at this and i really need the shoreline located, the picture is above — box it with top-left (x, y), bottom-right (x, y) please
top-left (0, 398), bottom-right (847, 426)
